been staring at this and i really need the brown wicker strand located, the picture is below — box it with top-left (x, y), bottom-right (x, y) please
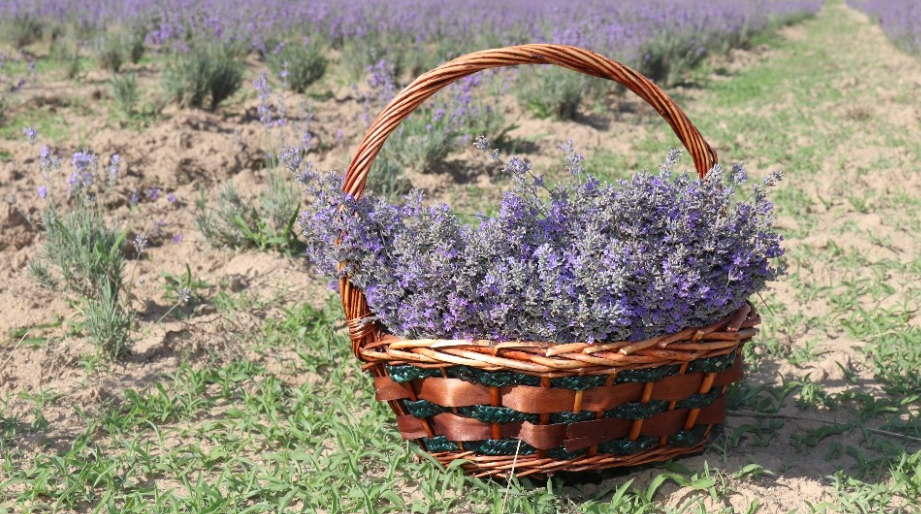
top-left (360, 303), bottom-right (751, 375)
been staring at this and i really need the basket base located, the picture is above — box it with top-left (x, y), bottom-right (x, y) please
top-left (428, 439), bottom-right (708, 479)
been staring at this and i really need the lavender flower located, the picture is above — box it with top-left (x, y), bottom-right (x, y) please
top-left (730, 162), bottom-right (748, 184)
top-left (503, 157), bottom-right (531, 177)
top-left (297, 141), bottom-right (785, 344)
top-left (146, 188), bottom-right (161, 201)
top-left (38, 146), bottom-right (62, 178)
top-left (167, 192), bottom-right (177, 203)
top-left (107, 154), bottom-right (120, 185)
top-left (68, 151), bottom-right (97, 192)
top-left (763, 169), bottom-right (784, 186)
top-left (152, 220), bottom-right (166, 237)
top-left (253, 71), bottom-right (285, 129)
top-left (133, 234), bottom-right (148, 255)
top-left (280, 145), bottom-right (303, 173)
top-left (172, 233), bottom-right (183, 244)
top-left (560, 140), bottom-right (585, 176)
top-left (23, 127), bottom-right (37, 145)
top-left (36, 185), bottom-right (48, 199)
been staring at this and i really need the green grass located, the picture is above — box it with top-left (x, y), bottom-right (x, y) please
top-left (0, 104), bottom-right (72, 142)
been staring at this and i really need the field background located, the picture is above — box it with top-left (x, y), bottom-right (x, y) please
top-left (1, 0), bottom-right (921, 512)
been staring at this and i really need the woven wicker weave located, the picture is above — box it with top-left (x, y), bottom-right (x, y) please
top-left (338, 44), bottom-right (758, 478)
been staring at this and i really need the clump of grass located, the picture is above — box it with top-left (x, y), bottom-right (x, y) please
top-left (92, 35), bottom-right (125, 73)
top-left (340, 33), bottom-right (407, 83)
top-left (82, 277), bottom-right (134, 359)
top-left (159, 264), bottom-right (211, 320)
top-left (162, 44), bottom-right (244, 110)
top-left (516, 66), bottom-right (584, 120)
top-left (368, 155), bottom-right (411, 199)
top-left (27, 259), bottom-right (57, 289)
top-left (639, 35), bottom-right (710, 87)
top-left (50, 36), bottom-right (83, 79)
top-left (194, 174), bottom-right (303, 253)
top-left (268, 42), bottom-right (328, 93)
top-left (4, 14), bottom-right (43, 49)
top-left (35, 208), bottom-right (127, 300)
top-left (110, 72), bottom-right (139, 116)
top-left (127, 31), bottom-right (146, 64)
top-left (33, 206), bottom-right (133, 359)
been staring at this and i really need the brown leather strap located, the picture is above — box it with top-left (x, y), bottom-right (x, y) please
top-left (431, 413), bottom-right (496, 441)
top-left (581, 382), bottom-right (645, 411)
top-left (500, 385), bottom-right (577, 414)
top-left (695, 395), bottom-right (728, 425)
top-left (419, 378), bottom-right (492, 407)
top-left (648, 372), bottom-right (705, 401)
top-left (638, 409), bottom-right (688, 438)
top-left (564, 418), bottom-right (634, 451)
top-left (396, 415), bottom-right (429, 439)
top-left (712, 355), bottom-right (744, 387)
top-left (519, 422), bottom-right (568, 450)
top-left (374, 376), bottom-right (413, 401)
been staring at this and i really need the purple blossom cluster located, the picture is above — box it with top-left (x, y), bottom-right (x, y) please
top-left (28, 133), bottom-right (184, 245)
top-left (849, 0), bottom-right (921, 57)
top-left (297, 141), bottom-right (785, 343)
top-left (253, 72), bottom-right (286, 129)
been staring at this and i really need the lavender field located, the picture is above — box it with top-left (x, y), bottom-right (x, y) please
top-left (849, 0), bottom-right (921, 56)
top-left (2, 0), bottom-right (921, 512)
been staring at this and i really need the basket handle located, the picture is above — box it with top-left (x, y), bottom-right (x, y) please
top-left (343, 43), bottom-right (718, 199)
top-left (341, 44), bottom-right (718, 357)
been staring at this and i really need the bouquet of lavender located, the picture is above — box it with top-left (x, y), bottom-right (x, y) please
top-left (295, 138), bottom-right (784, 344)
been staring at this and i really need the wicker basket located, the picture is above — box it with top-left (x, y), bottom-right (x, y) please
top-left (339, 44), bottom-right (760, 478)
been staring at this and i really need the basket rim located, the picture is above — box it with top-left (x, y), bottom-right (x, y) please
top-left (358, 302), bottom-right (758, 376)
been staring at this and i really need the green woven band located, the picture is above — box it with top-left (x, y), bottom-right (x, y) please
top-left (419, 435), bottom-right (682, 458)
top-left (686, 351), bottom-right (737, 373)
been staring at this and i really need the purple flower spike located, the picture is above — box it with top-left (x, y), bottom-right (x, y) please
top-left (23, 127), bottom-right (37, 145)
top-left (297, 140), bottom-right (785, 345)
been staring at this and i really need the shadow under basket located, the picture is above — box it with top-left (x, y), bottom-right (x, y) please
top-left (358, 302), bottom-right (759, 479)
top-left (338, 44), bottom-right (763, 479)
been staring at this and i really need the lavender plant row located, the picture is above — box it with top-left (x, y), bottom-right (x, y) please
top-left (296, 141), bottom-right (785, 344)
top-left (848, 0), bottom-right (921, 57)
top-left (6, 0), bottom-right (821, 80)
